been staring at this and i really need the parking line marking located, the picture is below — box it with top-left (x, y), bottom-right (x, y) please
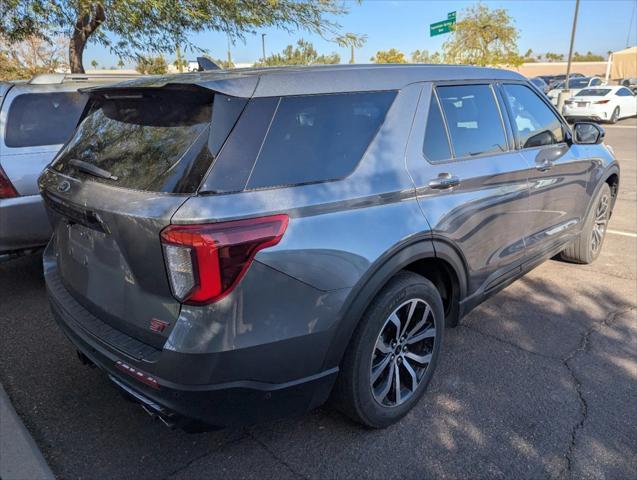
top-left (607, 229), bottom-right (637, 238)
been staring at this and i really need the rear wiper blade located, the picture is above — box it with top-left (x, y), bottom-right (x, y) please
top-left (69, 159), bottom-right (118, 181)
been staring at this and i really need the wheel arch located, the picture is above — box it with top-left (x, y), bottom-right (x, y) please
top-left (322, 236), bottom-right (468, 371)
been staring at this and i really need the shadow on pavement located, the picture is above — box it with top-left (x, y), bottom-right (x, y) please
top-left (0, 253), bottom-right (635, 479)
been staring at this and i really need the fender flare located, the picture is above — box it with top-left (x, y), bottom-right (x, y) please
top-left (321, 236), bottom-right (468, 370)
top-left (584, 163), bottom-right (620, 221)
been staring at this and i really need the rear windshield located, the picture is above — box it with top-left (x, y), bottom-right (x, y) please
top-left (576, 88), bottom-right (611, 97)
top-left (5, 92), bottom-right (87, 148)
top-left (52, 90), bottom-right (214, 193)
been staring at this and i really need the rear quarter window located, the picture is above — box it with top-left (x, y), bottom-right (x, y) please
top-left (246, 91), bottom-right (396, 189)
top-left (4, 92), bottom-right (87, 148)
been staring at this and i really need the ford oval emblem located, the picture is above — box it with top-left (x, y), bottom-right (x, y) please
top-left (57, 180), bottom-right (71, 193)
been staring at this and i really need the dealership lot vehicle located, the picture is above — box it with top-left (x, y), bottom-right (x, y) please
top-left (564, 86), bottom-right (637, 123)
top-left (538, 73), bottom-right (584, 91)
top-left (0, 73), bottom-right (137, 261)
top-left (38, 65), bottom-right (619, 431)
top-left (547, 76), bottom-right (604, 105)
top-left (1, 118), bottom-right (634, 479)
top-left (530, 76), bottom-right (550, 93)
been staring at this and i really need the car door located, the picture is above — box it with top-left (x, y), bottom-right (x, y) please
top-left (499, 82), bottom-right (592, 262)
top-left (405, 82), bottom-right (532, 301)
top-left (616, 87), bottom-right (637, 117)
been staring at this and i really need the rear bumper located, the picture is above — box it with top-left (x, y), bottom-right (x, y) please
top-left (0, 194), bottom-right (51, 255)
top-left (44, 251), bottom-right (338, 430)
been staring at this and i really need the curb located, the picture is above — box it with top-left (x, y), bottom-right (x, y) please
top-left (0, 384), bottom-right (55, 480)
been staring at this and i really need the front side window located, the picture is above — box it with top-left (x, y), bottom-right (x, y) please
top-left (5, 92), bottom-right (87, 148)
top-left (502, 84), bottom-right (565, 149)
top-left (436, 84), bottom-right (507, 158)
top-left (616, 88), bottom-right (634, 97)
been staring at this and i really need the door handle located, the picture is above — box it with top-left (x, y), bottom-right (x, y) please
top-left (536, 160), bottom-right (553, 172)
top-left (428, 173), bottom-right (460, 190)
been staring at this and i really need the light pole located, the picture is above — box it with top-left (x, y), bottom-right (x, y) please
top-left (558, 0), bottom-right (580, 113)
top-left (261, 33), bottom-right (267, 63)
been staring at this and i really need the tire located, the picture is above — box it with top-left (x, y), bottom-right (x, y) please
top-left (332, 271), bottom-right (444, 428)
top-left (609, 107), bottom-right (620, 124)
top-left (560, 183), bottom-right (612, 264)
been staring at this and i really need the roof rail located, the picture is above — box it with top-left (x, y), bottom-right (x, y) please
top-left (28, 72), bottom-right (141, 85)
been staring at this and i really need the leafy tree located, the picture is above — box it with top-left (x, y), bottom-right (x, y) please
top-left (135, 55), bottom-right (168, 74)
top-left (544, 52), bottom-right (565, 62)
top-left (411, 49), bottom-right (443, 64)
top-left (572, 51), bottom-right (604, 61)
top-left (335, 33), bottom-right (367, 64)
top-left (370, 48), bottom-right (407, 64)
top-left (521, 48), bottom-right (536, 63)
top-left (254, 39), bottom-right (339, 66)
top-left (1, 0), bottom-right (350, 73)
top-left (442, 4), bottom-right (522, 67)
top-left (90, 59), bottom-right (98, 68)
top-left (117, 58), bottom-right (124, 68)
top-left (0, 35), bottom-right (67, 80)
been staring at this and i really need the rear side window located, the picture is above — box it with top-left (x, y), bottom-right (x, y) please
top-left (422, 94), bottom-right (451, 162)
top-left (502, 84), bottom-right (564, 148)
top-left (436, 84), bottom-right (507, 158)
top-left (52, 90), bottom-right (212, 193)
top-left (245, 91), bottom-right (396, 189)
top-left (5, 92), bottom-right (87, 148)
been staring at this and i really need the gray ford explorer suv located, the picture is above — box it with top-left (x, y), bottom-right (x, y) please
top-left (39, 65), bottom-right (619, 430)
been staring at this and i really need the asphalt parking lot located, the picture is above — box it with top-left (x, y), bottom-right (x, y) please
top-left (1, 118), bottom-right (635, 480)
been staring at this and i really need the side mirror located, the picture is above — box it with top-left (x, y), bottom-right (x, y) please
top-left (573, 122), bottom-right (605, 145)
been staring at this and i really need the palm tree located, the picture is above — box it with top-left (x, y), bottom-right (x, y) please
top-left (335, 33), bottom-right (367, 64)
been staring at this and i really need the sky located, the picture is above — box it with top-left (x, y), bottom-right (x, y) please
top-left (85, 0), bottom-right (637, 69)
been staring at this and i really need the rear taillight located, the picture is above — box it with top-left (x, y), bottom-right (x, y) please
top-left (160, 214), bottom-right (289, 305)
top-left (564, 100), bottom-right (573, 105)
top-left (0, 165), bottom-right (18, 199)
top-left (595, 100), bottom-right (610, 104)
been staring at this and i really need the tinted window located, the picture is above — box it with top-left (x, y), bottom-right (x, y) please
top-left (503, 84), bottom-right (564, 148)
top-left (616, 88), bottom-right (634, 97)
top-left (530, 78), bottom-right (546, 88)
top-left (567, 78), bottom-right (591, 88)
top-left (436, 84), bottom-right (507, 158)
top-left (245, 91), bottom-right (396, 189)
top-left (5, 92), bottom-right (87, 148)
top-left (590, 78), bottom-right (602, 86)
top-left (577, 88), bottom-right (611, 97)
top-left (422, 94), bottom-right (451, 161)
top-left (53, 90), bottom-right (213, 193)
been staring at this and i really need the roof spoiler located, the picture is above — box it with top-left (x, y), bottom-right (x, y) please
top-left (197, 57), bottom-right (221, 71)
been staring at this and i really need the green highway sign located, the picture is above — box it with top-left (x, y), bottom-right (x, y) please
top-left (430, 12), bottom-right (456, 37)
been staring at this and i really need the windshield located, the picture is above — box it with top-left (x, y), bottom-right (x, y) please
top-left (52, 90), bottom-right (214, 193)
top-left (576, 88), bottom-right (611, 97)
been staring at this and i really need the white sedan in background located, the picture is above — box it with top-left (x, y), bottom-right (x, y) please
top-left (562, 86), bottom-right (637, 123)
top-left (547, 76), bottom-right (604, 106)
